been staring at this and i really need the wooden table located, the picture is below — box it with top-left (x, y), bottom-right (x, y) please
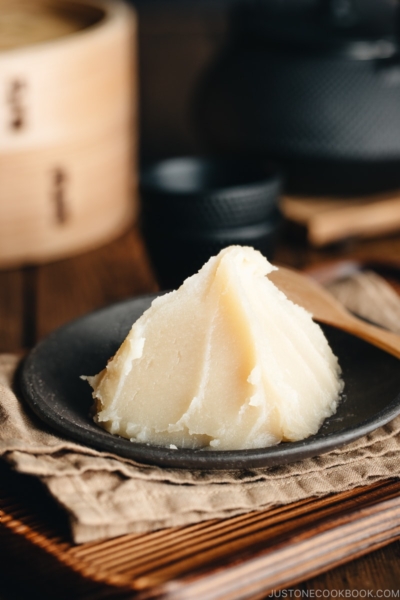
top-left (1, 226), bottom-right (400, 599)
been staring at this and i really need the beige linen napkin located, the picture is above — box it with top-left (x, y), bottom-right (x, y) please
top-left (1, 271), bottom-right (400, 544)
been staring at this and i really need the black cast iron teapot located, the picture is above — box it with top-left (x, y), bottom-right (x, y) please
top-left (196, 0), bottom-right (400, 196)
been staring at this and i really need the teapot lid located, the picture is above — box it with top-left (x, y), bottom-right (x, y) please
top-left (231, 0), bottom-right (399, 58)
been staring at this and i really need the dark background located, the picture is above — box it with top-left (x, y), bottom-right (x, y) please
top-left (130, 0), bottom-right (232, 160)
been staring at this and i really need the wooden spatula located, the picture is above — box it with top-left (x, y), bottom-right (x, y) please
top-left (270, 266), bottom-right (400, 360)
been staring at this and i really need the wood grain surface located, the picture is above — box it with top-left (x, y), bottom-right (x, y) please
top-left (282, 192), bottom-right (400, 247)
top-left (1, 226), bottom-right (400, 599)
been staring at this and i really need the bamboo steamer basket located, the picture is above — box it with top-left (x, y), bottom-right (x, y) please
top-left (0, 0), bottom-right (137, 266)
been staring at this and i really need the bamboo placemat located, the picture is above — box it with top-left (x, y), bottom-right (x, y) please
top-left (2, 458), bottom-right (400, 599)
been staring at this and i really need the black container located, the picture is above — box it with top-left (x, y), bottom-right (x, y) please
top-left (196, 0), bottom-right (400, 196)
top-left (140, 157), bottom-right (282, 289)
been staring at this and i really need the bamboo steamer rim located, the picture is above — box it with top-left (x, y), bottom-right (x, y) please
top-left (0, 0), bottom-right (136, 152)
top-left (0, 0), bottom-right (131, 57)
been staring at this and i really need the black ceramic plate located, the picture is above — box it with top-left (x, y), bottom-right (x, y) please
top-left (20, 295), bottom-right (400, 470)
